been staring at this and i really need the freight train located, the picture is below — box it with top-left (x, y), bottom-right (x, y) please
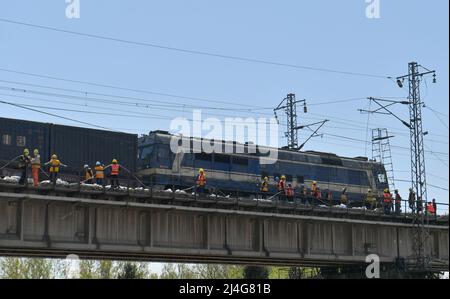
top-left (0, 117), bottom-right (390, 203)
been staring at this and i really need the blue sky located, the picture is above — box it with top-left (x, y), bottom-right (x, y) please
top-left (0, 0), bottom-right (448, 209)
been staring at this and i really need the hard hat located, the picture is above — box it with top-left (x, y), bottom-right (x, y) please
top-left (84, 164), bottom-right (89, 168)
top-left (275, 177), bottom-right (279, 181)
top-left (112, 159), bottom-right (118, 164)
top-left (395, 189), bottom-right (399, 193)
top-left (51, 154), bottom-right (57, 159)
top-left (281, 175), bottom-right (286, 179)
top-left (312, 181), bottom-right (317, 184)
top-left (384, 188), bottom-right (389, 193)
top-left (199, 168), bottom-right (204, 173)
top-left (96, 161), bottom-right (101, 166)
top-left (33, 149), bottom-right (39, 155)
top-left (409, 188), bottom-right (413, 192)
top-left (23, 148), bottom-right (29, 155)
top-left (368, 188), bottom-right (372, 192)
top-left (264, 176), bottom-right (268, 181)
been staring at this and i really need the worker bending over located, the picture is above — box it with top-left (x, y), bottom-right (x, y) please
top-left (83, 165), bottom-right (94, 184)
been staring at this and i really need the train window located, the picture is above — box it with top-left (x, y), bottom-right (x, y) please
top-left (2, 134), bottom-right (11, 145)
top-left (297, 176), bottom-right (304, 183)
top-left (139, 145), bottom-right (154, 159)
top-left (16, 136), bottom-right (26, 147)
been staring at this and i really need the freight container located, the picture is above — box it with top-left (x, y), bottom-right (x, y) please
top-left (0, 117), bottom-right (50, 166)
top-left (50, 124), bottom-right (137, 174)
top-left (0, 117), bottom-right (137, 174)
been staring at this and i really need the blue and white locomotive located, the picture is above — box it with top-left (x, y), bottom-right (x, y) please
top-left (137, 130), bottom-right (389, 204)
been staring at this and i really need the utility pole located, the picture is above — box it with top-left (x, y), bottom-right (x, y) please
top-left (274, 93), bottom-right (328, 150)
top-left (274, 93), bottom-right (306, 149)
top-left (397, 62), bottom-right (436, 271)
top-left (361, 62), bottom-right (437, 273)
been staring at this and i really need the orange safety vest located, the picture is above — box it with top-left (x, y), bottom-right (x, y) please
top-left (427, 203), bottom-right (436, 214)
top-left (49, 159), bottom-right (61, 173)
top-left (196, 173), bottom-right (206, 186)
top-left (95, 166), bottom-right (104, 179)
top-left (395, 195), bottom-right (402, 205)
top-left (111, 164), bottom-right (120, 176)
top-left (285, 187), bottom-right (294, 197)
top-left (383, 193), bottom-right (392, 204)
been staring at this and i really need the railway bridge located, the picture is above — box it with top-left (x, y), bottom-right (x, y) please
top-left (0, 182), bottom-right (448, 275)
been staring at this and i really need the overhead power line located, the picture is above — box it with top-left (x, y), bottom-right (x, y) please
top-left (0, 18), bottom-right (393, 79)
top-left (0, 99), bottom-right (113, 131)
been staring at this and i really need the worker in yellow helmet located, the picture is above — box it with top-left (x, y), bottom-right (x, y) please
top-left (109, 159), bottom-right (121, 189)
top-left (195, 168), bottom-right (206, 194)
top-left (260, 176), bottom-right (269, 199)
top-left (277, 175), bottom-right (287, 201)
top-left (18, 148), bottom-right (31, 185)
top-left (30, 149), bottom-right (41, 187)
top-left (365, 188), bottom-right (376, 210)
top-left (45, 154), bottom-right (67, 187)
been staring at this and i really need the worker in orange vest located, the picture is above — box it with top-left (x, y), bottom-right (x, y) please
top-left (109, 159), bottom-right (121, 189)
top-left (94, 161), bottom-right (105, 186)
top-left (383, 188), bottom-right (392, 215)
top-left (277, 175), bottom-right (287, 201)
top-left (45, 154), bottom-right (67, 187)
top-left (285, 183), bottom-right (294, 202)
top-left (394, 189), bottom-right (402, 215)
top-left (426, 202), bottom-right (435, 214)
top-left (30, 149), bottom-right (41, 187)
top-left (195, 168), bottom-right (206, 194)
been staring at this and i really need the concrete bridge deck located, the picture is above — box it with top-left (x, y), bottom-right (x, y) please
top-left (0, 182), bottom-right (448, 271)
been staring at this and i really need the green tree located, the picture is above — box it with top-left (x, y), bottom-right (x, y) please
top-left (194, 264), bottom-right (244, 279)
top-left (0, 257), bottom-right (55, 279)
top-left (160, 263), bottom-right (198, 279)
top-left (243, 266), bottom-right (269, 279)
top-left (116, 262), bottom-right (149, 279)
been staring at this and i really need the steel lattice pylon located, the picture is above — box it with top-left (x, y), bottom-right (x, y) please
top-left (371, 128), bottom-right (396, 191)
top-left (406, 62), bottom-right (431, 270)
